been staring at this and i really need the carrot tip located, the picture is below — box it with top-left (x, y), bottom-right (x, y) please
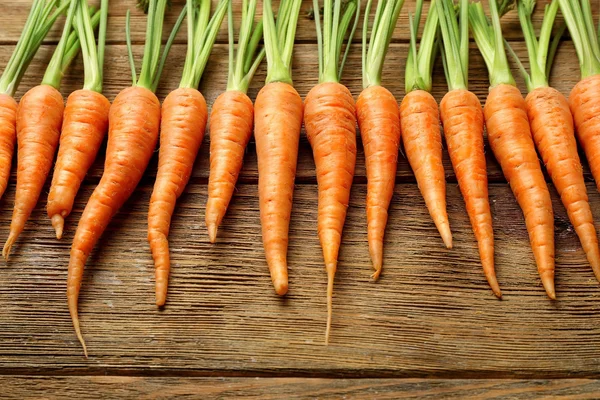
top-left (51, 214), bottom-right (64, 240)
top-left (273, 276), bottom-right (288, 296)
top-left (2, 233), bottom-right (16, 261)
top-left (541, 275), bottom-right (556, 300)
top-left (371, 268), bottom-right (382, 281)
top-left (207, 223), bottom-right (217, 244)
top-left (325, 268), bottom-right (334, 346)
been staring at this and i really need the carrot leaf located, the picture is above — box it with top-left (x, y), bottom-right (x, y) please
top-left (313, 0), bottom-right (360, 83)
top-left (405, 0), bottom-right (439, 93)
top-left (362, 0), bottom-right (405, 88)
top-left (437, 0), bottom-right (468, 91)
top-left (263, 0), bottom-right (302, 84)
top-left (125, 10), bottom-right (137, 84)
top-left (74, 0), bottom-right (106, 93)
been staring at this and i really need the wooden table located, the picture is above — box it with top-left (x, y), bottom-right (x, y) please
top-left (2, 0), bottom-right (600, 398)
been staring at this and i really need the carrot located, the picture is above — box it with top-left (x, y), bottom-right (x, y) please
top-left (437, 0), bottom-right (499, 296)
top-left (3, 0), bottom-right (90, 259)
top-left (305, 0), bottom-right (360, 344)
top-left (402, 0), bottom-right (452, 249)
top-left (471, 0), bottom-right (555, 298)
top-left (357, 0), bottom-right (404, 280)
top-left (149, 0), bottom-right (227, 307)
top-left (508, 0), bottom-right (600, 282)
top-left (0, 95), bottom-right (17, 200)
top-left (67, 0), bottom-right (184, 356)
top-left (205, 0), bottom-right (264, 242)
top-left (47, 0), bottom-right (110, 239)
top-left (253, 0), bottom-right (303, 296)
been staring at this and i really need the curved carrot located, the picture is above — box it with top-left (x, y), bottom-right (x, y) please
top-left (356, 85), bottom-right (400, 280)
top-left (484, 84), bottom-right (555, 298)
top-left (304, 81), bottom-right (357, 342)
top-left (148, 87), bottom-right (207, 307)
top-left (570, 74), bottom-right (600, 191)
top-left (527, 86), bottom-right (600, 281)
top-left (68, 86), bottom-right (161, 354)
top-left (0, 94), bottom-right (17, 200)
top-left (400, 90), bottom-right (452, 248)
top-left (205, 90), bottom-right (254, 242)
top-left (254, 81), bottom-right (303, 296)
top-left (3, 84), bottom-right (64, 259)
top-left (440, 89), bottom-right (499, 297)
top-left (47, 89), bottom-right (110, 239)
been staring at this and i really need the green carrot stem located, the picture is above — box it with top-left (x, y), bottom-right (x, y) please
top-left (263, 0), bottom-right (302, 85)
top-left (405, 0), bottom-right (439, 93)
top-left (42, 0), bottom-right (78, 90)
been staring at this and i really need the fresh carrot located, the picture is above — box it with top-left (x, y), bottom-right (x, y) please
top-left (253, 0), bottom-right (303, 296)
top-left (205, 0), bottom-right (264, 243)
top-left (67, 0), bottom-right (184, 356)
top-left (148, 0), bottom-right (228, 307)
top-left (557, 0), bottom-right (600, 195)
top-left (508, 0), bottom-right (600, 283)
top-left (402, 0), bottom-right (452, 249)
top-left (437, 0), bottom-right (499, 296)
top-left (0, 0), bottom-right (66, 202)
top-left (47, 0), bottom-right (110, 240)
top-left (470, 0), bottom-right (555, 298)
top-left (3, 0), bottom-right (91, 259)
top-left (357, 0), bottom-right (405, 280)
top-left (305, 0), bottom-right (360, 344)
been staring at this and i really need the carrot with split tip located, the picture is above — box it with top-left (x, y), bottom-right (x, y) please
top-left (253, 0), bottom-right (303, 296)
top-left (357, 0), bottom-right (405, 280)
top-left (437, 0), bottom-right (500, 296)
top-left (205, 0), bottom-right (264, 243)
top-left (3, 0), bottom-right (90, 260)
top-left (305, 0), bottom-right (360, 344)
top-left (47, 0), bottom-right (110, 240)
top-left (470, 0), bottom-right (555, 298)
top-left (508, 0), bottom-right (600, 283)
top-left (149, 0), bottom-right (228, 307)
top-left (0, 0), bottom-right (66, 203)
top-left (68, 0), bottom-right (184, 356)
top-left (402, 0), bottom-right (452, 249)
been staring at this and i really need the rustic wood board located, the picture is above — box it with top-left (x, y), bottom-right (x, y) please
top-left (1, 0), bottom-right (600, 397)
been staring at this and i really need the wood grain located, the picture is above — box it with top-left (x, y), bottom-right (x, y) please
top-left (2, 377), bottom-right (600, 399)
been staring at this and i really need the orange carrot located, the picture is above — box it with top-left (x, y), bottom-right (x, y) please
top-left (148, 0), bottom-right (226, 306)
top-left (253, 0), bottom-right (303, 295)
top-left (68, 0), bottom-right (183, 355)
top-left (148, 87), bottom-right (207, 307)
top-left (254, 81), bottom-right (303, 295)
top-left (0, 95), bottom-right (17, 200)
top-left (47, 90), bottom-right (110, 239)
top-left (357, 0), bottom-right (404, 279)
top-left (205, 90), bottom-right (253, 242)
top-left (205, 0), bottom-right (264, 242)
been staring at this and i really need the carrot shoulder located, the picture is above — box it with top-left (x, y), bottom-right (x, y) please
top-left (254, 81), bottom-right (303, 296)
top-left (484, 84), bottom-right (555, 298)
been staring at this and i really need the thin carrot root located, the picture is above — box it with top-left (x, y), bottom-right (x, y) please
top-left (356, 85), bottom-right (401, 280)
top-left (400, 90), bottom-right (452, 249)
top-left (0, 94), bottom-right (17, 200)
top-left (205, 90), bottom-right (254, 243)
top-left (254, 82), bottom-right (303, 296)
top-left (440, 89), bottom-right (500, 298)
top-left (47, 89), bottom-right (110, 239)
top-left (149, 87), bottom-right (208, 307)
top-left (325, 262), bottom-right (335, 345)
top-left (484, 84), bottom-right (555, 299)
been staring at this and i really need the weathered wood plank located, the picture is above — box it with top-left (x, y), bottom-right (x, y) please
top-left (0, 181), bottom-right (599, 376)
top-left (0, 0), bottom-right (586, 44)
top-left (0, 41), bottom-right (588, 184)
top-left (2, 376), bottom-right (600, 399)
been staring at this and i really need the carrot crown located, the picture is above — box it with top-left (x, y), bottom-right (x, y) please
top-left (507, 0), bottom-right (564, 91)
top-left (469, 0), bottom-right (516, 88)
top-left (125, 0), bottom-right (185, 92)
top-left (179, 0), bottom-right (228, 90)
top-left (313, 0), bottom-right (360, 84)
top-left (226, 0), bottom-right (264, 93)
top-left (362, 0), bottom-right (405, 88)
top-left (263, 0), bottom-right (302, 85)
top-left (404, 0), bottom-right (439, 93)
top-left (437, 0), bottom-right (468, 91)
top-left (557, 0), bottom-right (600, 78)
top-left (0, 0), bottom-right (68, 96)
top-left (74, 0), bottom-right (108, 93)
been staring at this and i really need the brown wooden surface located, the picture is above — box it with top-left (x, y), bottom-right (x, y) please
top-left (1, 0), bottom-right (600, 398)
